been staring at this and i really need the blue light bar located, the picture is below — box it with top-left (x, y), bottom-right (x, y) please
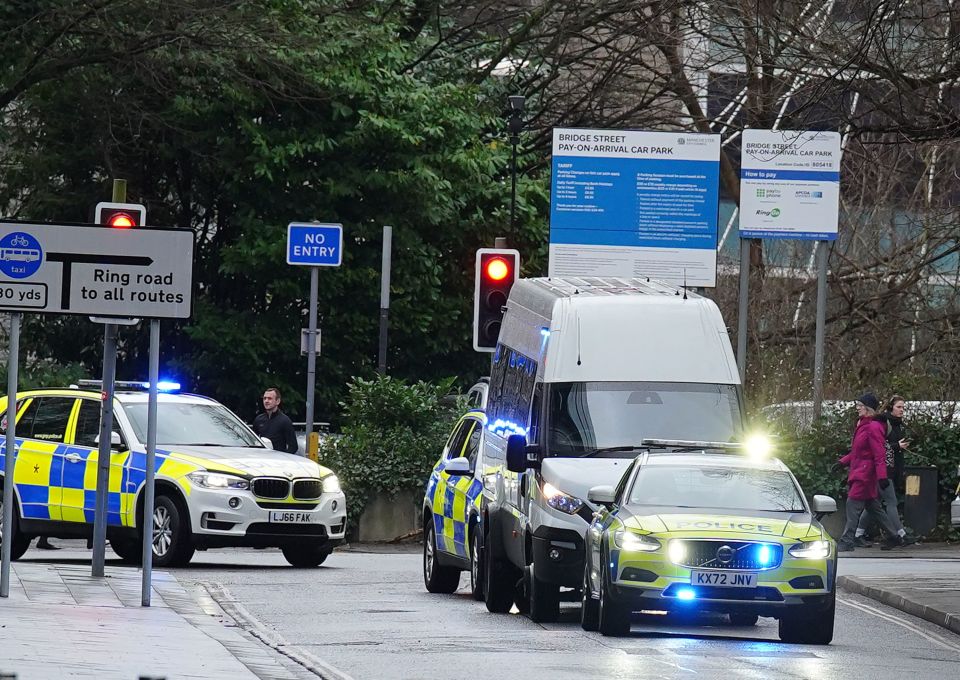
top-left (157, 380), bottom-right (181, 392)
top-left (676, 587), bottom-right (697, 601)
top-left (758, 545), bottom-right (772, 566)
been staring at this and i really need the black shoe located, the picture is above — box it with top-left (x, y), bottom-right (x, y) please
top-left (837, 542), bottom-right (855, 552)
top-left (853, 536), bottom-right (872, 548)
top-left (36, 538), bottom-right (60, 550)
top-left (881, 536), bottom-right (904, 551)
top-left (901, 535), bottom-right (918, 546)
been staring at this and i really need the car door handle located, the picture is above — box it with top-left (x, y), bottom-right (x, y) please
top-left (65, 453), bottom-right (82, 463)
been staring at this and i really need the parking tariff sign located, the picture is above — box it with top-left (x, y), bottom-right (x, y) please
top-left (287, 223), bottom-right (343, 267)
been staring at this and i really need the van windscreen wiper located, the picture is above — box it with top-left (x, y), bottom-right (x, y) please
top-left (579, 446), bottom-right (646, 458)
top-left (640, 438), bottom-right (740, 452)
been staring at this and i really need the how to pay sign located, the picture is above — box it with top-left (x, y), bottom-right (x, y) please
top-left (0, 222), bottom-right (194, 319)
top-left (287, 223), bottom-right (343, 266)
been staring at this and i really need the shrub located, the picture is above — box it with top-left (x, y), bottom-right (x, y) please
top-left (316, 374), bottom-right (464, 538)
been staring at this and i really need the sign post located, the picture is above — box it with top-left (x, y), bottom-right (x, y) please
top-left (548, 128), bottom-right (721, 286)
top-left (739, 129), bottom-right (841, 416)
top-left (0, 312), bottom-right (21, 598)
top-left (287, 223), bottom-right (343, 455)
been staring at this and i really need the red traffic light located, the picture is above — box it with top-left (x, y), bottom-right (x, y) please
top-left (108, 212), bottom-right (136, 228)
top-left (485, 257), bottom-right (510, 281)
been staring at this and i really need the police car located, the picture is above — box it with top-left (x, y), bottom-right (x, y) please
top-left (581, 449), bottom-right (837, 643)
top-left (422, 408), bottom-right (485, 599)
top-left (0, 383), bottom-right (346, 567)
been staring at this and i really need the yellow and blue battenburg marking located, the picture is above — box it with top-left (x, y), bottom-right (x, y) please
top-left (1, 439), bottom-right (195, 527)
top-left (425, 467), bottom-right (483, 559)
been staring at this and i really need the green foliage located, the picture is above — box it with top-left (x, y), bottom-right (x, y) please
top-left (316, 374), bottom-right (465, 537)
top-left (769, 408), bottom-right (960, 540)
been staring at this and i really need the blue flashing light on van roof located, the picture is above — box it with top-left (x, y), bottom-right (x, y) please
top-left (487, 419), bottom-right (527, 437)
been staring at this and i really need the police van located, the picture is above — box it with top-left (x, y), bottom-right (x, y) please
top-left (0, 383), bottom-right (346, 567)
top-left (479, 277), bottom-right (744, 621)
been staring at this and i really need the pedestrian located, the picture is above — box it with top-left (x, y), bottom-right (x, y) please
top-left (36, 536), bottom-right (59, 550)
top-left (854, 395), bottom-right (913, 548)
top-left (836, 392), bottom-right (903, 552)
top-left (252, 387), bottom-right (299, 454)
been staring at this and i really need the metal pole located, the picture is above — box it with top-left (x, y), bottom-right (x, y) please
top-left (378, 226), bottom-right (392, 375)
top-left (1, 313), bottom-right (21, 598)
top-left (812, 242), bottom-right (829, 421)
top-left (736, 238), bottom-right (750, 384)
top-left (141, 319), bottom-right (159, 606)
top-left (91, 323), bottom-right (118, 577)
top-left (510, 138), bottom-right (518, 232)
top-left (304, 267), bottom-right (319, 441)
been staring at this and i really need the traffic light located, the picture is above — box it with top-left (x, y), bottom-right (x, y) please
top-left (95, 201), bottom-right (147, 228)
top-left (473, 248), bottom-right (520, 352)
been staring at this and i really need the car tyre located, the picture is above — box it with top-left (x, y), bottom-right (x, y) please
top-left (150, 494), bottom-right (195, 568)
top-left (0, 484), bottom-right (30, 561)
top-left (469, 526), bottom-right (484, 601)
top-left (527, 562), bottom-right (560, 623)
top-left (282, 541), bottom-right (332, 567)
top-left (580, 560), bottom-right (600, 631)
top-left (778, 588), bottom-right (835, 644)
top-left (484, 539), bottom-right (516, 613)
top-left (729, 612), bottom-right (759, 626)
top-left (423, 521), bottom-right (460, 593)
top-left (598, 561), bottom-right (630, 636)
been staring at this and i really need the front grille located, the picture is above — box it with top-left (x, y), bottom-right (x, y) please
top-left (675, 540), bottom-right (782, 570)
top-left (664, 584), bottom-right (784, 601)
top-left (246, 523), bottom-right (327, 537)
top-left (255, 501), bottom-right (319, 510)
top-left (293, 479), bottom-right (323, 500)
top-left (252, 478), bottom-right (290, 499)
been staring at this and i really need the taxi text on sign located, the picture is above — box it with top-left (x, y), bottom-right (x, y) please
top-left (286, 223), bottom-right (343, 267)
top-left (0, 222), bottom-right (194, 319)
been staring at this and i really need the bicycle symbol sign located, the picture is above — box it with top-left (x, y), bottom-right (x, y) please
top-left (0, 231), bottom-right (44, 279)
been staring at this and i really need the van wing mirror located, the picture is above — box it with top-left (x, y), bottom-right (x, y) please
top-left (506, 434), bottom-right (539, 473)
top-left (811, 494), bottom-right (837, 520)
top-left (588, 485), bottom-right (617, 507)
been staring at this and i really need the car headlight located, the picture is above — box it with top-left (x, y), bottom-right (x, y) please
top-left (322, 475), bottom-right (341, 493)
top-left (187, 471), bottom-right (249, 490)
top-left (614, 530), bottom-right (661, 552)
top-left (541, 482), bottom-right (583, 515)
top-left (788, 540), bottom-right (831, 559)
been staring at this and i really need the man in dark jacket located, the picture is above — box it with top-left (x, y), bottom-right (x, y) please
top-left (253, 387), bottom-right (299, 454)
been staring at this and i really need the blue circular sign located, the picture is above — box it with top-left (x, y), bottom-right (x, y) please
top-left (0, 231), bottom-right (43, 279)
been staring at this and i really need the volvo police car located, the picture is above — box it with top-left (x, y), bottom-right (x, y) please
top-left (581, 448), bottom-right (838, 644)
top-left (422, 408), bottom-right (485, 599)
top-left (0, 383), bottom-right (346, 567)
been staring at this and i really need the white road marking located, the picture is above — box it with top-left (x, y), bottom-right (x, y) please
top-left (838, 595), bottom-right (960, 653)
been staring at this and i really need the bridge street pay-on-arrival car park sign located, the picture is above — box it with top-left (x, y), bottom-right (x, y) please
top-left (0, 222), bottom-right (194, 318)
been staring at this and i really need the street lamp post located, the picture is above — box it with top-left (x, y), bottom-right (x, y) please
top-left (507, 95), bottom-right (525, 232)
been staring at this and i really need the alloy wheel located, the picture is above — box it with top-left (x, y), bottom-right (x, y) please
top-left (152, 505), bottom-right (173, 557)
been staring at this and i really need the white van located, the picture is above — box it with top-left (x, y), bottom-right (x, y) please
top-left (479, 277), bottom-right (744, 621)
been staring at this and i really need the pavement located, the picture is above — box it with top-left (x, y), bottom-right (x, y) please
top-left (0, 559), bottom-right (323, 680)
top-left (837, 540), bottom-right (960, 636)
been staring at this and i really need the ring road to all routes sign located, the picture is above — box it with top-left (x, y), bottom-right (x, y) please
top-left (287, 223), bottom-right (343, 266)
top-left (0, 222), bottom-right (194, 319)
top-left (548, 128), bottom-right (721, 287)
top-left (739, 130), bottom-right (841, 240)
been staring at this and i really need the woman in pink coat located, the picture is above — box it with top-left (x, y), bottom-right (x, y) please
top-left (837, 393), bottom-right (902, 552)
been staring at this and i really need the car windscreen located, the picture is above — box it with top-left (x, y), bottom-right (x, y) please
top-left (628, 465), bottom-right (806, 513)
top-left (124, 402), bottom-right (263, 447)
top-left (546, 381), bottom-right (741, 456)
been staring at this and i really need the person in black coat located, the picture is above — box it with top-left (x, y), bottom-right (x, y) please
top-left (855, 395), bottom-right (911, 548)
top-left (252, 387), bottom-right (299, 454)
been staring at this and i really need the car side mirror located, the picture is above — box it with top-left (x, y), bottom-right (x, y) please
top-left (260, 436), bottom-right (274, 448)
top-left (95, 431), bottom-right (124, 450)
top-left (506, 434), bottom-right (540, 473)
top-left (444, 457), bottom-right (471, 476)
top-left (588, 485), bottom-right (617, 507)
top-left (812, 494), bottom-right (837, 520)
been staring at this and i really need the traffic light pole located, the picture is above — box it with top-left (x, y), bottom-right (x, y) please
top-left (1, 313), bottom-right (21, 598)
top-left (91, 323), bottom-right (117, 577)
